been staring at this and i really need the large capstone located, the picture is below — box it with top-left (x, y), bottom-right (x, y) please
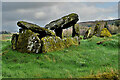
top-left (17, 21), bottom-right (55, 39)
top-left (45, 13), bottom-right (79, 38)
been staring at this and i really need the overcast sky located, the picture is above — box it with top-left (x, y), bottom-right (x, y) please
top-left (2, 2), bottom-right (118, 32)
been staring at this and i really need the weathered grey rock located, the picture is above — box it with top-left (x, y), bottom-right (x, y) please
top-left (11, 34), bottom-right (19, 50)
top-left (41, 36), bottom-right (79, 53)
top-left (62, 36), bottom-right (79, 48)
top-left (41, 36), bottom-right (64, 53)
top-left (73, 24), bottom-right (80, 37)
top-left (16, 29), bottom-right (41, 53)
top-left (45, 13), bottom-right (79, 30)
top-left (11, 29), bottom-right (80, 53)
top-left (11, 13), bottom-right (80, 53)
top-left (45, 13), bottom-right (79, 38)
top-left (83, 27), bottom-right (93, 39)
top-left (100, 28), bottom-right (112, 37)
top-left (17, 21), bottom-right (55, 39)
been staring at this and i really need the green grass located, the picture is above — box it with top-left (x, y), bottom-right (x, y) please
top-left (1, 34), bottom-right (119, 78)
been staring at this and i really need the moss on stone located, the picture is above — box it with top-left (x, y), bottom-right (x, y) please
top-left (17, 21), bottom-right (55, 38)
top-left (62, 36), bottom-right (78, 48)
top-left (74, 24), bottom-right (80, 36)
top-left (41, 36), bottom-right (65, 53)
top-left (100, 28), bottom-right (112, 37)
top-left (45, 13), bottom-right (79, 30)
top-left (93, 23), bottom-right (100, 35)
top-left (83, 27), bottom-right (93, 39)
top-left (41, 36), bottom-right (79, 53)
top-left (11, 34), bottom-right (19, 50)
top-left (16, 29), bottom-right (41, 53)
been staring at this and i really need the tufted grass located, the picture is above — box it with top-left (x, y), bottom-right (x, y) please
top-left (1, 33), bottom-right (119, 78)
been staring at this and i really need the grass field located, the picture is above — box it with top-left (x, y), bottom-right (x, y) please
top-left (1, 33), bottom-right (119, 78)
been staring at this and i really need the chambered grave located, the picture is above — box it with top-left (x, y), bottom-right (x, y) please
top-left (11, 13), bottom-right (80, 53)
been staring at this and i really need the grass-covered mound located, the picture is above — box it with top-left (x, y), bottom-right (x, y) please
top-left (1, 33), bottom-right (119, 78)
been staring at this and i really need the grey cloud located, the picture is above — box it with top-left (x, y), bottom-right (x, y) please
top-left (2, 2), bottom-right (118, 32)
top-left (2, 0), bottom-right (120, 2)
top-left (118, 2), bottom-right (120, 18)
top-left (2, 2), bottom-right (61, 11)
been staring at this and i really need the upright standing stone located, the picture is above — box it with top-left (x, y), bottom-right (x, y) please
top-left (83, 27), bottom-right (92, 39)
top-left (55, 27), bottom-right (63, 38)
top-left (11, 34), bottom-right (19, 50)
top-left (72, 25), bottom-right (76, 37)
top-left (16, 29), bottom-right (41, 53)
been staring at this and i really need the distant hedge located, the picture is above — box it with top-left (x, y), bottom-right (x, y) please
top-left (0, 31), bottom-right (11, 34)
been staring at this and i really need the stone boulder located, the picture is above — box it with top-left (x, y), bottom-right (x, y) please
top-left (45, 13), bottom-right (79, 38)
top-left (100, 28), bottom-right (112, 37)
top-left (41, 36), bottom-right (64, 53)
top-left (16, 29), bottom-right (41, 53)
top-left (93, 23), bottom-right (101, 37)
top-left (83, 27), bottom-right (93, 39)
top-left (45, 13), bottom-right (79, 30)
top-left (63, 36), bottom-right (79, 48)
top-left (11, 34), bottom-right (19, 50)
top-left (41, 36), bottom-right (79, 53)
top-left (17, 21), bottom-right (55, 39)
top-left (74, 24), bottom-right (80, 36)
top-left (83, 23), bottom-right (109, 39)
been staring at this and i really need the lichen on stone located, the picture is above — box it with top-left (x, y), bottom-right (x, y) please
top-left (17, 21), bottom-right (55, 39)
top-left (11, 13), bottom-right (80, 54)
top-left (100, 28), bottom-right (112, 37)
top-left (41, 36), bottom-right (64, 53)
top-left (11, 34), bottom-right (19, 50)
top-left (16, 29), bottom-right (41, 53)
top-left (83, 27), bottom-right (93, 39)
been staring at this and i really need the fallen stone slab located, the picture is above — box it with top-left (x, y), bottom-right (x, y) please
top-left (17, 21), bottom-right (55, 38)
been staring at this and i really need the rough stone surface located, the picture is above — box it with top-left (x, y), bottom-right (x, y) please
top-left (63, 36), bottom-right (79, 48)
top-left (41, 36), bottom-right (79, 53)
top-left (16, 29), bottom-right (41, 53)
top-left (41, 36), bottom-right (64, 53)
top-left (83, 23), bottom-right (111, 39)
top-left (100, 28), bottom-right (112, 37)
top-left (74, 24), bottom-right (80, 36)
top-left (83, 27), bottom-right (93, 39)
top-left (93, 23), bottom-right (101, 37)
top-left (45, 13), bottom-right (79, 38)
top-left (17, 21), bottom-right (55, 38)
top-left (11, 13), bottom-right (80, 54)
top-left (11, 34), bottom-right (19, 50)
top-left (45, 13), bottom-right (79, 30)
